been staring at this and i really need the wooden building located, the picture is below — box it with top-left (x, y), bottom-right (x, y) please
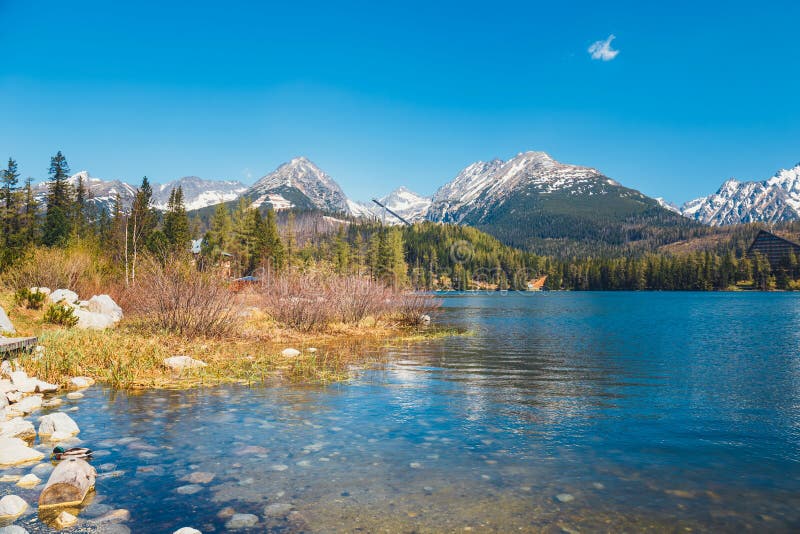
top-left (747, 230), bottom-right (800, 268)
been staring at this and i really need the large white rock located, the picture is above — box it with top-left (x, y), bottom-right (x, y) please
top-left (49, 289), bottom-right (79, 305)
top-left (87, 295), bottom-right (123, 322)
top-left (0, 361), bottom-right (12, 378)
top-left (30, 287), bottom-right (51, 297)
top-left (10, 372), bottom-right (36, 394)
top-left (0, 437), bottom-right (45, 466)
top-left (0, 418), bottom-right (35, 440)
top-left (14, 395), bottom-right (42, 414)
top-left (0, 495), bottom-right (27, 521)
top-left (35, 380), bottom-right (58, 393)
top-left (173, 528), bottom-right (202, 534)
top-left (163, 356), bottom-right (207, 371)
top-left (38, 412), bottom-right (80, 438)
top-left (281, 348), bottom-right (301, 358)
top-left (73, 308), bottom-right (117, 330)
top-left (70, 376), bottom-right (95, 389)
top-left (0, 306), bottom-right (14, 334)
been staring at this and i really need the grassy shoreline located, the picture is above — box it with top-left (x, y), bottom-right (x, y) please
top-left (16, 324), bottom-right (459, 389)
top-left (1, 289), bottom-right (460, 389)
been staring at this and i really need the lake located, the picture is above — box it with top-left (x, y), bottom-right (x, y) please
top-left (4, 292), bottom-right (800, 532)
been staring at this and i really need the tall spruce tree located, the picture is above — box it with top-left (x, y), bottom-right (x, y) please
top-left (42, 151), bottom-right (73, 246)
top-left (163, 186), bottom-right (190, 251)
top-left (20, 178), bottom-right (38, 246)
top-left (0, 158), bottom-right (21, 265)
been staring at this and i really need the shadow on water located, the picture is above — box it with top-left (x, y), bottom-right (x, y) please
top-left (3, 292), bottom-right (800, 532)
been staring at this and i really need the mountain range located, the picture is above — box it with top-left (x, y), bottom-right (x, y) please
top-left (33, 172), bottom-right (246, 214)
top-left (36, 154), bottom-right (800, 253)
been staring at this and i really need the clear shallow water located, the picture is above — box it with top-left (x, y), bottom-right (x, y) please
top-left (4, 292), bottom-right (800, 532)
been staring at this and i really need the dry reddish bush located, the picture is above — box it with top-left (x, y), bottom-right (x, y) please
top-left (126, 256), bottom-right (240, 337)
top-left (258, 271), bottom-right (439, 331)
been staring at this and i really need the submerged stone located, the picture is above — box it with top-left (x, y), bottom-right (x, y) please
top-left (225, 513), bottom-right (258, 529)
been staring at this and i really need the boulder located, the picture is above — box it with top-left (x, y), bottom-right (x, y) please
top-left (0, 437), bottom-right (44, 466)
top-left (73, 308), bottom-right (117, 330)
top-left (54, 511), bottom-right (78, 529)
top-left (48, 289), bottom-right (79, 305)
top-left (38, 412), bottom-right (80, 439)
top-left (15, 473), bottom-right (40, 488)
top-left (30, 287), bottom-right (51, 297)
top-left (87, 295), bottom-right (123, 322)
top-left (163, 356), bottom-right (207, 371)
top-left (35, 380), bottom-right (59, 393)
top-left (0, 306), bottom-right (14, 334)
top-left (0, 495), bottom-right (27, 521)
top-left (173, 529), bottom-right (202, 534)
top-left (10, 371), bottom-right (36, 394)
top-left (70, 376), bottom-right (95, 389)
top-left (225, 513), bottom-right (258, 529)
top-left (0, 418), bottom-right (36, 440)
top-left (14, 395), bottom-right (42, 414)
top-left (281, 348), bottom-right (301, 358)
top-left (0, 360), bottom-right (12, 377)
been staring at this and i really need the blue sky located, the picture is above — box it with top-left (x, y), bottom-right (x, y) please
top-left (1, 0), bottom-right (798, 204)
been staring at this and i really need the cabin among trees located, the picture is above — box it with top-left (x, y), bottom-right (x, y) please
top-left (747, 230), bottom-right (800, 268)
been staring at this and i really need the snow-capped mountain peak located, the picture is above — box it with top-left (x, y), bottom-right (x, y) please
top-left (680, 163), bottom-right (800, 225)
top-left (348, 187), bottom-right (432, 224)
top-left (247, 157), bottom-right (349, 213)
top-left (151, 176), bottom-right (247, 211)
top-left (428, 151), bottom-right (626, 224)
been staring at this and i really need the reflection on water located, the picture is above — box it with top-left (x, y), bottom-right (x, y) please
top-left (3, 292), bottom-right (800, 532)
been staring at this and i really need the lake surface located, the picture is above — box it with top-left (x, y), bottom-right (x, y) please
top-left (4, 292), bottom-right (800, 532)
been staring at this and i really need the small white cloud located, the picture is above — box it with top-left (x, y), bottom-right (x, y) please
top-left (588, 34), bottom-right (619, 61)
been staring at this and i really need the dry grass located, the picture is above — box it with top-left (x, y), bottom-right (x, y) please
top-left (13, 322), bottom-right (459, 389)
top-left (0, 243), bottom-right (119, 299)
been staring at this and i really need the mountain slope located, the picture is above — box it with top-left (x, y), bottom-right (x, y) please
top-left (427, 151), bottom-right (694, 254)
top-left (681, 164), bottom-right (800, 225)
top-left (246, 157), bottom-right (349, 213)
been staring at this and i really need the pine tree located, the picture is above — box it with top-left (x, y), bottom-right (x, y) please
top-left (20, 178), bottom-right (38, 246)
top-left (42, 151), bottom-right (73, 246)
top-left (0, 158), bottom-right (21, 262)
top-left (162, 186), bottom-right (190, 251)
top-left (72, 173), bottom-right (88, 238)
top-left (202, 202), bottom-right (233, 262)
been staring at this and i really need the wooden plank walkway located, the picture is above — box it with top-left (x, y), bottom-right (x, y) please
top-left (0, 336), bottom-right (38, 354)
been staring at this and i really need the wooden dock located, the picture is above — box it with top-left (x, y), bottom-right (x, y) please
top-left (0, 336), bottom-right (38, 354)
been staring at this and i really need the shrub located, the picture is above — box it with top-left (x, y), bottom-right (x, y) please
top-left (1, 242), bottom-right (115, 297)
top-left (259, 270), bottom-right (439, 331)
top-left (14, 288), bottom-right (46, 310)
top-left (388, 292), bottom-right (441, 326)
top-left (44, 303), bottom-right (79, 327)
top-left (126, 256), bottom-right (240, 337)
